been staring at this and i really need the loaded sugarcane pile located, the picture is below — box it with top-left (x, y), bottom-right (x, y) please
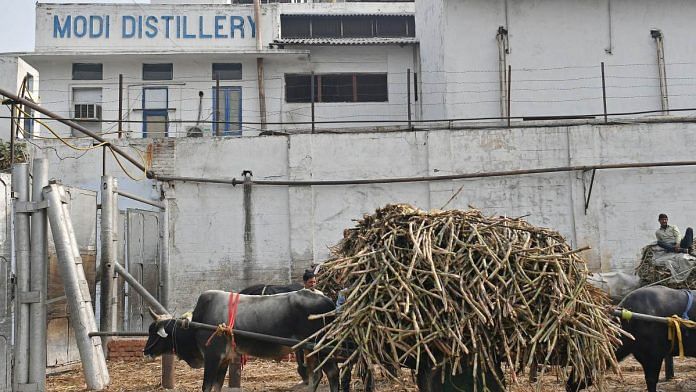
top-left (635, 244), bottom-right (696, 289)
top-left (310, 204), bottom-right (622, 390)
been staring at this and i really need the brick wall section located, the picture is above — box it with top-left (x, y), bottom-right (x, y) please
top-left (108, 338), bottom-right (147, 361)
top-left (149, 138), bottom-right (177, 177)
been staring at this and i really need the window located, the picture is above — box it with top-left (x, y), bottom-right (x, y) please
top-left (285, 73), bottom-right (387, 103)
top-left (143, 63), bottom-right (173, 81)
top-left (356, 74), bottom-right (388, 102)
top-left (72, 63), bottom-right (103, 80)
top-left (71, 87), bottom-right (102, 136)
top-left (23, 74), bottom-right (35, 136)
top-left (143, 87), bottom-right (169, 137)
top-left (280, 15), bottom-right (415, 39)
top-left (342, 16), bottom-right (373, 38)
top-left (376, 16), bottom-right (409, 37)
top-left (321, 74), bottom-right (353, 102)
top-left (212, 63), bottom-right (242, 80)
top-left (312, 16), bottom-right (341, 38)
top-left (282, 15), bottom-right (311, 38)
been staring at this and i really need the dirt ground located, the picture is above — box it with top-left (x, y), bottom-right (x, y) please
top-left (46, 357), bottom-right (696, 392)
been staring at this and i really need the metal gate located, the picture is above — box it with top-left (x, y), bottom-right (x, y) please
top-left (124, 209), bottom-right (161, 332)
top-left (46, 187), bottom-right (97, 368)
top-left (0, 174), bottom-right (12, 391)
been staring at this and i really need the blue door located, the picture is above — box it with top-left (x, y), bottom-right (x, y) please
top-left (212, 86), bottom-right (242, 136)
top-left (143, 87), bottom-right (168, 137)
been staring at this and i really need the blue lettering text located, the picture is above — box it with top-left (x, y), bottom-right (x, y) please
top-left (230, 16), bottom-right (244, 39)
top-left (122, 15), bottom-right (136, 38)
top-left (53, 15), bottom-right (71, 38)
top-left (214, 15), bottom-right (227, 38)
top-left (145, 16), bottom-right (158, 38)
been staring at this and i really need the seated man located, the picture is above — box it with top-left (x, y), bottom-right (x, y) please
top-left (656, 213), bottom-right (694, 253)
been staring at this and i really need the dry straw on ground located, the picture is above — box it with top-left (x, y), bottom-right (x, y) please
top-left (312, 204), bottom-right (622, 391)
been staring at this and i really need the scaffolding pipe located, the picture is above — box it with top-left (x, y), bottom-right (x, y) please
top-left (28, 159), bottom-right (48, 389)
top-left (44, 183), bottom-right (108, 390)
top-left (116, 190), bottom-right (164, 209)
top-left (12, 163), bottom-right (30, 389)
top-left (100, 176), bottom-right (117, 356)
top-left (113, 261), bottom-right (168, 315)
top-left (156, 159), bottom-right (696, 187)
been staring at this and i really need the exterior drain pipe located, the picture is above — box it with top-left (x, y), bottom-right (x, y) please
top-left (254, 0), bottom-right (267, 131)
top-left (651, 29), bottom-right (669, 114)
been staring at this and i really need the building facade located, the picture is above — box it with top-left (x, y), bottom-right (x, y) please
top-left (22, 0), bottom-right (416, 138)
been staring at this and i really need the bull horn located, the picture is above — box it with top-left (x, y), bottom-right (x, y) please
top-left (157, 325), bottom-right (168, 338)
top-left (148, 307), bottom-right (160, 320)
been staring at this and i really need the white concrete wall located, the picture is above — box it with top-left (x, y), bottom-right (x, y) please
top-left (417, 0), bottom-right (696, 121)
top-left (33, 121), bottom-right (696, 311)
top-left (0, 57), bottom-right (39, 140)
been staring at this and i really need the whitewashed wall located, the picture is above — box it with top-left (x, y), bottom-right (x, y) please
top-left (0, 57), bottom-right (39, 140)
top-left (34, 121), bottom-right (696, 311)
top-left (417, 0), bottom-right (696, 120)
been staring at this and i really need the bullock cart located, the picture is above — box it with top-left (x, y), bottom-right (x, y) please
top-left (312, 204), bottom-right (624, 392)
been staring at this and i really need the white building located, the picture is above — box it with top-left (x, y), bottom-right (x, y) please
top-left (20, 0), bottom-right (416, 138)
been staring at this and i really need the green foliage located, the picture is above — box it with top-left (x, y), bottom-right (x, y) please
top-left (0, 140), bottom-right (29, 171)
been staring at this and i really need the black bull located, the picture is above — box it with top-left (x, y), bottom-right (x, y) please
top-left (143, 290), bottom-right (340, 392)
top-left (567, 286), bottom-right (696, 392)
top-left (238, 283), bottom-right (309, 384)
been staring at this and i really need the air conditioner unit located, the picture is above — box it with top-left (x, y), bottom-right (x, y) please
top-left (74, 103), bottom-right (102, 120)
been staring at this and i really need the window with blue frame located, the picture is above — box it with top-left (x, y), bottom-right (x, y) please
top-left (143, 87), bottom-right (168, 137)
top-left (212, 86), bottom-right (242, 136)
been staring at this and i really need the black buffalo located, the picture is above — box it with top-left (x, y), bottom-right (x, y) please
top-left (239, 282), bottom-right (304, 296)
top-left (144, 290), bottom-right (340, 392)
top-left (239, 282), bottom-right (309, 384)
top-left (567, 286), bottom-right (696, 392)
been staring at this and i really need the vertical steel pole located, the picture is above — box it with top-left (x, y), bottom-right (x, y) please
top-left (100, 176), bottom-right (116, 356)
top-left (507, 65), bottom-right (512, 127)
top-left (44, 183), bottom-right (107, 390)
top-left (310, 72), bottom-right (315, 134)
top-left (12, 163), bottom-right (30, 389)
top-left (215, 75), bottom-right (221, 136)
top-left (407, 68), bottom-right (412, 129)
top-left (160, 194), bottom-right (175, 389)
top-left (118, 74), bottom-right (123, 138)
top-left (601, 62), bottom-right (608, 124)
top-left (9, 104), bottom-right (15, 167)
top-left (28, 158), bottom-right (48, 389)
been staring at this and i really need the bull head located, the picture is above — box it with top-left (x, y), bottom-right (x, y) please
top-left (148, 307), bottom-right (173, 338)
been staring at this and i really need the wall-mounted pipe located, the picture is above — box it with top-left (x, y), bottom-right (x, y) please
top-left (497, 26), bottom-right (509, 119)
top-left (651, 29), bottom-right (669, 114)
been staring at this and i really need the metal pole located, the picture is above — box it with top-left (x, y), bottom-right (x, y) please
top-left (507, 65), bottom-right (512, 127)
top-left (0, 88), bottom-right (149, 177)
top-left (116, 190), bottom-right (165, 209)
top-left (28, 159), bottom-right (48, 389)
top-left (215, 75), bottom-right (221, 136)
top-left (118, 74), bottom-right (123, 138)
top-left (100, 176), bottom-right (116, 356)
top-left (12, 163), bottom-right (30, 389)
top-left (160, 195), bottom-right (174, 389)
top-left (44, 183), bottom-right (107, 390)
top-left (407, 68), bottom-right (412, 129)
top-left (113, 262), bottom-right (168, 314)
top-left (601, 62), bottom-right (608, 124)
top-left (310, 71), bottom-right (315, 134)
top-left (9, 104), bottom-right (15, 168)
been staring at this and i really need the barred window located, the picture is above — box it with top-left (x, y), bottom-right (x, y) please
top-left (285, 73), bottom-right (388, 103)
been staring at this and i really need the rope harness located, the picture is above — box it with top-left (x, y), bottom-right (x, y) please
top-left (667, 290), bottom-right (696, 358)
top-left (205, 292), bottom-right (241, 347)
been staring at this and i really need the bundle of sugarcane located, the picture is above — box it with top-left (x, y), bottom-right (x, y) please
top-left (635, 244), bottom-right (696, 289)
top-left (308, 204), bottom-right (622, 391)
